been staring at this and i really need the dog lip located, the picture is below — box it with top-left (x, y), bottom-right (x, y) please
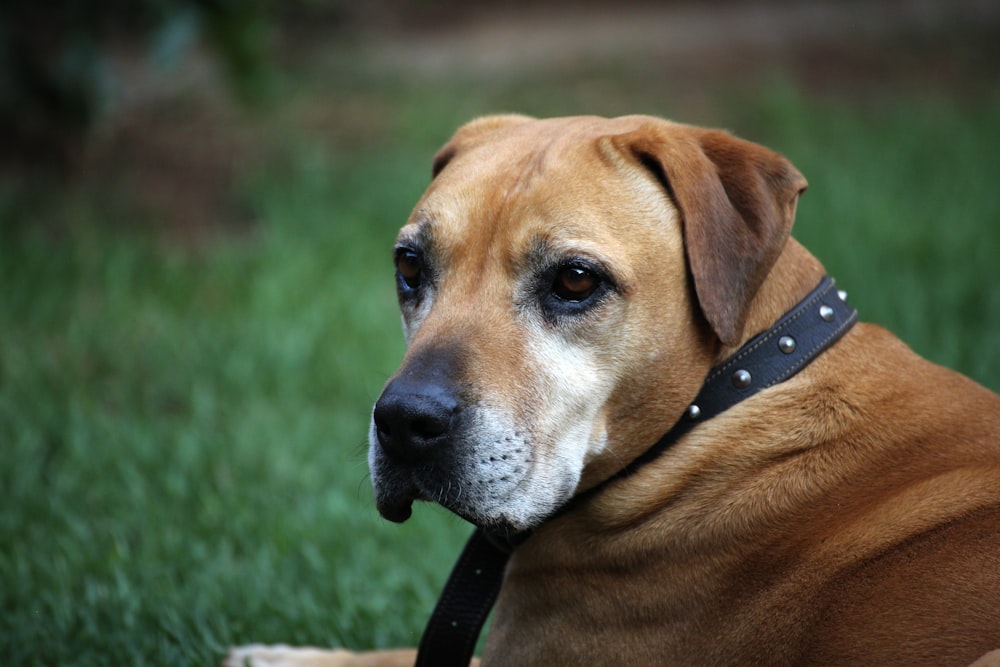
top-left (375, 478), bottom-right (422, 523)
top-left (377, 495), bottom-right (415, 523)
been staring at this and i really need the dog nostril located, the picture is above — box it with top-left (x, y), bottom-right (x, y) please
top-left (411, 416), bottom-right (448, 440)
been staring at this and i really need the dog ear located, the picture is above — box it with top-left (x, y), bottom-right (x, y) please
top-left (617, 122), bottom-right (807, 346)
top-left (432, 114), bottom-right (536, 178)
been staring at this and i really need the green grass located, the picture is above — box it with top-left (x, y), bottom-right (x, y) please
top-left (1, 63), bottom-right (998, 665)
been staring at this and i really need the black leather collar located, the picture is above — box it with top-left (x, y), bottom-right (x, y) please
top-left (605, 274), bottom-right (857, 485)
top-left (414, 276), bottom-right (858, 667)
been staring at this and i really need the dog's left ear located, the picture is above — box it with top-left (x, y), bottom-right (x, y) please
top-left (614, 122), bottom-right (807, 346)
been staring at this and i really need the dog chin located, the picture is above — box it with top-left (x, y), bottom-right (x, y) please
top-left (442, 487), bottom-right (567, 537)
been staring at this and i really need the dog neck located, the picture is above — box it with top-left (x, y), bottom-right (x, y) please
top-left (564, 269), bottom-right (856, 523)
top-left (569, 238), bottom-right (829, 510)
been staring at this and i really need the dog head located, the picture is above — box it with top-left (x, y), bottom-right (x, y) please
top-left (368, 115), bottom-right (806, 535)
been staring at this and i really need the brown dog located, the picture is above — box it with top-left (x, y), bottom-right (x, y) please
top-left (227, 115), bottom-right (1000, 667)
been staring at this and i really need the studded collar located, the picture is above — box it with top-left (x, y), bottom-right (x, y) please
top-left (599, 274), bottom-right (858, 488)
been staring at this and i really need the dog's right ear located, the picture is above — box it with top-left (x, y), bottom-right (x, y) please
top-left (432, 114), bottom-right (536, 178)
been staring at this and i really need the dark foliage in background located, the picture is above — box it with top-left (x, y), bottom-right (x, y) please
top-left (0, 0), bottom-right (274, 170)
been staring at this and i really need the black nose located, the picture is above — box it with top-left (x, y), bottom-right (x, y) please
top-left (373, 376), bottom-right (458, 465)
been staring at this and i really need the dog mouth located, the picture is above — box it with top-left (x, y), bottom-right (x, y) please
top-left (368, 411), bottom-right (548, 535)
top-left (376, 475), bottom-right (473, 525)
top-left (373, 474), bottom-right (526, 537)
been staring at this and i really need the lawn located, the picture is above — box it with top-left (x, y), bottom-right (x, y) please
top-left (2, 33), bottom-right (999, 666)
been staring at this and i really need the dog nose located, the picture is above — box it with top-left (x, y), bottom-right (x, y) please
top-left (373, 377), bottom-right (458, 464)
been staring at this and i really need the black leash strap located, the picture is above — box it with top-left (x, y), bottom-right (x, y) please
top-left (413, 276), bottom-right (857, 667)
top-left (414, 529), bottom-right (508, 667)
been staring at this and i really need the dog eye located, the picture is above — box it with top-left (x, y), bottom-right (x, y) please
top-left (395, 249), bottom-right (423, 290)
top-left (552, 265), bottom-right (600, 302)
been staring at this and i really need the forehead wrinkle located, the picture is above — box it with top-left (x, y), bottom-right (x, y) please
top-left (470, 137), bottom-right (574, 274)
top-left (409, 125), bottom-right (604, 280)
top-left (418, 180), bottom-right (528, 280)
top-left (508, 138), bottom-right (555, 196)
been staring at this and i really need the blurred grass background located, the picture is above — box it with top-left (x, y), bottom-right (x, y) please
top-left (2, 2), bottom-right (999, 665)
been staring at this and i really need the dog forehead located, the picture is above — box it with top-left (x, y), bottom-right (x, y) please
top-left (431, 115), bottom-right (661, 186)
top-left (401, 115), bottom-right (678, 264)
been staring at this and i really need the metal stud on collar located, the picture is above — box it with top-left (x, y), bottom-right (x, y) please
top-left (732, 369), bottom-right (752, 389)
top-left (819, 305), bottom-right (835, 322)
top-left (778, 336), bottom-right (797, 354)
